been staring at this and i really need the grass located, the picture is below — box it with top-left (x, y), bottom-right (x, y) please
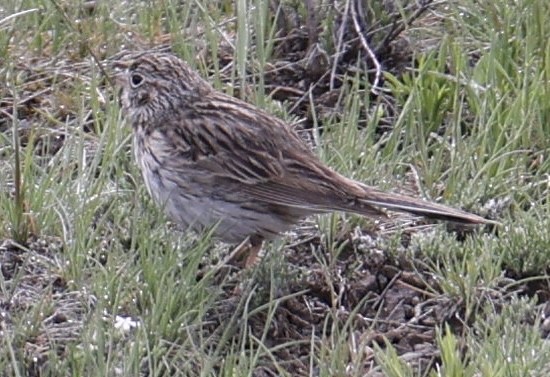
top-left (1, 0), bottom-right (549, 376)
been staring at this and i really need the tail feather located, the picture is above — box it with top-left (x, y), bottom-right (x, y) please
top-left (352, 186), bottom-right (496, 225)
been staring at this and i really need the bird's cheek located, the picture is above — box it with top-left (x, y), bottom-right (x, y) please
top-left (136, 91), bottom-right (151, 107)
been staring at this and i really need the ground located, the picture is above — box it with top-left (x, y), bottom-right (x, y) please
top-left (1, 1), bottom-right (550, 376)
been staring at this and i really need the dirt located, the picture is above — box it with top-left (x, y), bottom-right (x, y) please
top-left (198, 219), bottom-right (541, 376)
top-left (0, 1), bottom-right (542, 376)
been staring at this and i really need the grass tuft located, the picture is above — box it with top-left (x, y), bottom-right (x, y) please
top-left (0, 0), bottom-right (549, 375)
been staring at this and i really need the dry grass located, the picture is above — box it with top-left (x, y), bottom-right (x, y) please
top-left (1, 0), bottom-right (549, 376)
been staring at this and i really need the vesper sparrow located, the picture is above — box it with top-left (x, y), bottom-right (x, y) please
top-left (116, 52), bottom-right (494, 265)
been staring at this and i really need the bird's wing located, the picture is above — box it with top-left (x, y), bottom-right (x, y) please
top-left (157, 94), bottom-right (387, 217)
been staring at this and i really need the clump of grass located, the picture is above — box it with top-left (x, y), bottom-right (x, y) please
top-left (0, 0), bottom-right (549, 376)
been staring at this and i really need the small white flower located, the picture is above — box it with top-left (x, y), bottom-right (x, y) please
top-left (114, 315), bottom-right (140, 333)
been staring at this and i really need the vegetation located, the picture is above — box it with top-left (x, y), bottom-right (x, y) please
top-left (0, 0), bottom-right (549, 376)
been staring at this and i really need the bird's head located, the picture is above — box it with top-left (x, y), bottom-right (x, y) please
top-left (114, 52), bottom-right (210, 125)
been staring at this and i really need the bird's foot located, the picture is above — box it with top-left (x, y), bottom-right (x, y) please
top-left (222, 237), bottom-right (263, 268)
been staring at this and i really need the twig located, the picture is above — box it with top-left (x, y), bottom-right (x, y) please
top-left (374, 0), bottom-right (437, 55)
top-left (351, 0), bottom-right (382, 94)
top-left (372, 271), bottom-right (402, 310)
top-left (329, 0), bottom-right (351, 90)
top-left (0, 8), bottom-right (39, 27)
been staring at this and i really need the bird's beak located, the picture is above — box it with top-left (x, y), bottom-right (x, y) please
top-left (114, 71), bottom-right (127, 88)
top-left (111, 58), bottom-right (133, 88)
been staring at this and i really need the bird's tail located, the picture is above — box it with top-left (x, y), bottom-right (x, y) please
top-left (350, 183), bottom-right (496, 225)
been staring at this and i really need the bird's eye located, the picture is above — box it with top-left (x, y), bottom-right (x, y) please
top-left (130, 73), bottom-right (144, 87)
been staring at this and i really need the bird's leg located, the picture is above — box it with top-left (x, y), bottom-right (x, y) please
top-left (244, 237), bottom-right (263, 268)
top-left (224, 236), bottom-right (264, 268)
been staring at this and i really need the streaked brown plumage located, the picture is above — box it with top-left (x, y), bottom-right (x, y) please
top-left (116, 52), bottom-right (494, 264)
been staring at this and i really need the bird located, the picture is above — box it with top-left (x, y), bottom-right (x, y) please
top-left (115, 52), bottom-right (495, 266)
